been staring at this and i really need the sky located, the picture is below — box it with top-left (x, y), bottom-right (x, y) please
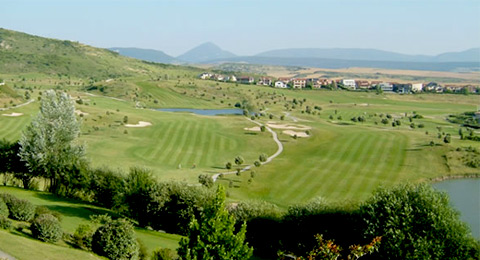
top-left (1, 0), bottom-right (479, 57)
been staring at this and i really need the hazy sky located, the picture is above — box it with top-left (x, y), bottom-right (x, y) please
top-left (1, 0), bottom-right (479, 56)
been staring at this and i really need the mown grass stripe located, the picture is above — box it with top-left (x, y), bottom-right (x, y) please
top-left (167, 120), bottom-right (194, 165)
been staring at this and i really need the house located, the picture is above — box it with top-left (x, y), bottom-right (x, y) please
top-left (212, 74), bottom-right (225, 81)
top-left (378, 82), bottom-right (393, 92)
top-left (292, 78), bottom-right (307, 89)
top-left (394, 83), bottom-right (411, 94)
top-left (199, 73), bottom-right (212, 80)
top-left (257, 77), bottom-right (272, 86)
top-left (356, 80), bottom-right (370, 89)
top-left (274, 81), bottom-right (288, 88)
top-left (411, 83), bottom-right (423, 92)
top-left (370, 81), bottom-right (382, 87)
top-left (229, 75), bottom-right (237, 82)
top-left (278, 77), bottom-right (292, 84)
top-left (342, 79), bottom-right (356, 90)
top-left (237, 76), bottom-right (254, 84)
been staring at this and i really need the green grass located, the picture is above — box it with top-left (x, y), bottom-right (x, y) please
top-left (1, 83), bottom-right (479, 208)
top-left (0, 230), bottom-right (104, 260)
top-left (0, 186), bottom-right (182, 257)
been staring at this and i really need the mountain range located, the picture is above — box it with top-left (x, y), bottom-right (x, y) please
top-left (110, 43), bottom-right (480, 72)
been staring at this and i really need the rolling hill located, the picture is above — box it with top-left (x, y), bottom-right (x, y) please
top-left (109, 47), bottom-right (178, 64)
top-left (255, 47), bottom-right (480, 63)
top-left (0, 28), bottom-right (189, 79)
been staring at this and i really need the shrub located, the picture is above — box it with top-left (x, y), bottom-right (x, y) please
top-left (225, 162), bottom-right (232, 169)
top-left (35, 206), bottom-right (62, 221)
top-left (0, 199), bottom-right (8, 218)
top-left (92, 219), bottom-right (139, 260)
top-left (259, 153), bottom-right (268, 162)
top-left (73, 223), bottom-right (95, 250)
top-left (254, 161), bottom-right (261, 167)
top-left (8, 198), bottom-right (35, 221)
top-left (152, 248), bottom-right (178, 260)
top-left (0, 216), bottom-right (12, 230)
top-left (30, 214), bottom-right (63, 243)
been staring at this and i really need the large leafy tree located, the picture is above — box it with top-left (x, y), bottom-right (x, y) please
top-left (177, 186), bottom-right (253, 260)
top-left (19, 90), bottom-right (86, 194)
top-left (0, 139), bottom-right (31, 188)
top-left (360, 183), bottom-right (479, 260)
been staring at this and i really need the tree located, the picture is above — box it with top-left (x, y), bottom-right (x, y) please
top-left (360, 183), bottom-right (479, 260)
top-left (0, 139), bottom-right (31, 188)
top-left (234, 156), bottom-right (244, 166)
top-left (177, 186), bottom-right (253, 260)
top-left (19, 90), bottom-right (86, 194)
top-left (444, 133), bottom-right (451, 143)
top-left (198, 174), bottom-right (213, 188)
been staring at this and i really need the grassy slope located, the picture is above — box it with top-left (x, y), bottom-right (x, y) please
top-left (0, 230), bottom-right (104, 260)
top-left (0, 186), bottom-right (181, 257)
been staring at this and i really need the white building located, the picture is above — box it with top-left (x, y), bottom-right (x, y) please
top-left (411, 83), bottom-right (423, 92)
top-left (379, 82), bottom-right (393, 92)
top-left (274, 81), bottom-right (288, 88)
top-left (199, 73), bottom-right (212, 80)
top-left (342, 79), bottom-right (356, 90)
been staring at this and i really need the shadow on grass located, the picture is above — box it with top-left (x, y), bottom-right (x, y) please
top-left (34, 193), bottom-right (119, 220)
top-left (45, 205), bottom-right (115, 220)
top-left (244, 132), bottom-right (258, 135)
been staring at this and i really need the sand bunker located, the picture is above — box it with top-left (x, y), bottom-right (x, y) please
top-left (244, 126), bottom-right (261, 131)
top-left (267, 121), bottom-right (311, 131)
top-left (2, 112), bottom-right (23, 117)
top-left (283, 130), bottom-right (309, 138)
top-left (125, 121), bottom-right (152, 128)
top-left (75, 110), bottom-right (89, 116)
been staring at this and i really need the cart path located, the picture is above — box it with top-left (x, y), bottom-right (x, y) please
top-left (212, 118), bottom-right (283, 182)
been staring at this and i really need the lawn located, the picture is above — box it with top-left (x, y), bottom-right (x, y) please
top-left (1, 79), bottom-right (479, 208)
top-left (0, 186), bottom-right (182, 257)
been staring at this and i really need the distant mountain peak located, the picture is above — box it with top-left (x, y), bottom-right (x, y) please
top-left (177, 42), bottom-right (237, 63)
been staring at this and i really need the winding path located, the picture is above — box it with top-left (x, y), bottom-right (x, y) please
top-left (212, 118), bottom-right (283, 182)
top-left (0, 99), bottom-right (35, 111)
top-left (0, 249), bottom-right (15, 260)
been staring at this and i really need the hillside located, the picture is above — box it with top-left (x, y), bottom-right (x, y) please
top-left (0, 28), bottom-right (188, 79)
top-left (109, 47), bottom-right (178, 64)
top-left (177, 42), bottom-right (237, 63)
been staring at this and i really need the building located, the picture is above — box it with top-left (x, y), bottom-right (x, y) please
top-left (274, 81), bottom-right (288, 88)
top-left (356, 80), bottom-right (370, 89)
top-left (237, 76), bottom-right (255, 84)
top-left (199, 73), bottom-right (212, 80)
top-left (278, 77), bottom-right (292, 84)
top-left (411, 83), bottom-right (423, 92)
top-left (370, 81), bottom-right (382, 87)
top-left (342, 79), bottom-right (356, 90)
top-left (292, 78), bottom-right (307, 89)
top-left (378, 82), bottom-right (393, 92)
top-left (257, 77), bottom-right (272, 86)
top-left (229, 75), bottom-right (237, 82)
top-left (394, 83), bottom-right (412, 94)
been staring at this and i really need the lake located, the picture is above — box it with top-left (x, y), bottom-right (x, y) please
top-left (156, 108), bottom-right (244, 116)
top-left (433, 178), bottom-right (480, 239)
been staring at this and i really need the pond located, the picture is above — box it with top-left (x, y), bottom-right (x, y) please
top-left (433, 178), bottom-right (480, 239)
top-left (156, 108), bottom-right (244, 116)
